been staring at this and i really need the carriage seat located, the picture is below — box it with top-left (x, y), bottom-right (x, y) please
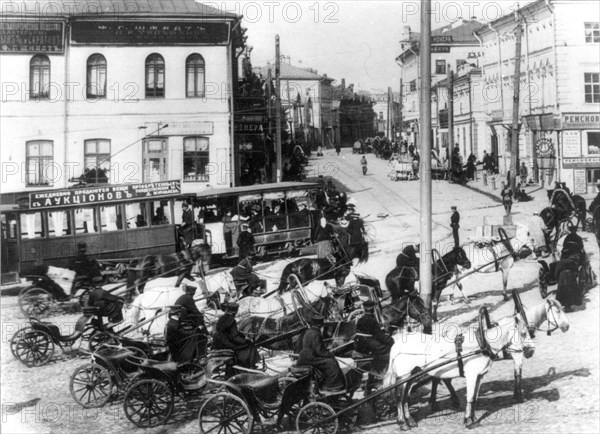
top-left (31, 316), bottom-right (89, 342)
top-left (141, 359), bottom-right (179, 373)
top-left (209, 349), bottom-right (234, 359)
top-left (229, 373), bottom-right (280, 404)
top-left (97, 347), bottom-right (136, 362)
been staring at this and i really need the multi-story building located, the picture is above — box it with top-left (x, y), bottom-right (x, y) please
top-left (370, 89), bottom-right (401, 140)
top-left (396, 18), bottom-right (484, 148)
top-left (255, 61), bottom-right (335, 149)
top-left (476, 0), bottom-right (600, 192)
top-left (432, 65), bottom-right (487, 161)
top-left (1, 0), bottom-right (244, 196)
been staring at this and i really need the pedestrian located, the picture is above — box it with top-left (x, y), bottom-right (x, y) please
top-left (466, 153), bottom-right (476, 180)
top-left (520, 162), bottom-right (528, 185)
top-left (180, 201), bottom-right (194, 246)
top-left (237, 224), bottom-right (255, 260)
top-left (335, 142), bottom-right (341, 156)
top-left (412, 151), bottom-right (420, 179)
top-left (314, 217), bottom-right (336, 264)
top-left (450, 206), bottom-right (460, 248)
top-left (361, 155), bottom-right (368, 175)
top-left (296, 313), bottom-right (346, 392)
top-left (501, 182), bottom-right (514, 216)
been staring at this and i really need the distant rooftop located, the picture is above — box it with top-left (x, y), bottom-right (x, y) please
top-left (254, 63), bottom-right (333, 81)
top-left (4, 0), bottom-right (239, 18)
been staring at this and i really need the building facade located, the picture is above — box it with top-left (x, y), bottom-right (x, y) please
top-left (396, 19), bottom-right (484, 148)
top-left (476, 0), bottom-right (600, 192)
top-left (1, 0), bottom-right (244, 196)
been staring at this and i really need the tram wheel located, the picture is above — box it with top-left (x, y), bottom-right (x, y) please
top-left (296, 402), bottom-right (339, 434)
top-left (70, 363), bottom-right (113, 408)
top-left (198, 392), bottom-right (253, 434)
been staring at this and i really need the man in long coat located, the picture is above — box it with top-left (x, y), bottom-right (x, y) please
top-left (297, 314), bottom-right (345, 392)
top-left (355, 301), bottom-right (394, 373)
top-left (212, 303), bottom-right (259, 369)
top-left (393, 244), bottom-right (420, 300)
top-left (166, 284), bottom-right (208, 363)
top-left (451, 206), bottom-right (460, 248)
top-left (230, 258), bottom-right (266, 297)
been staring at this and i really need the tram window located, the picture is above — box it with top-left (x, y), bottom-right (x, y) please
top-left (125, 203), bottom-right (149, 229)
top-left (100, 206), bottom-right (124, 232)
top-left (48, 210), bottom-right (72, 237)
top-left (74, 208), bottom-right (97, 234)
top-left (20, 212), bottom-right (44, 239)
top-left (1, 213), bottom-right (18, 239)
top-left (289, 197), bottom-right (310, 229)
top-left (264, 199), bottom-right (287, 232)
top-left (150, 201), bottom-right (171, 226)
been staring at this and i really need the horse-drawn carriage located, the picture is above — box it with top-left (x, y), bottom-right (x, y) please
top-left (388, 154), bottom-right (415, 181)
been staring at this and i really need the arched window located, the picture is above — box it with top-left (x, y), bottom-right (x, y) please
top-left (87, 54), bottom-right (107, 98)
top-left (145, 53), bottom-right (165, 98)
top-left (30, 55), bottom-right (50, 99)
top-left (186, 54), bottom-right (205, 98)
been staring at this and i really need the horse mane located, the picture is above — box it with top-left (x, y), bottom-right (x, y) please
top-left (524, 302), bottom-right (547, 329)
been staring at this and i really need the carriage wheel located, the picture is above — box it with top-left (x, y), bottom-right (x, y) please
top-left (296, 402), bottom-right (338, 434)
top-left (70, 363), bottom-right (113, 408)
top-left (198, 392), bottom-right (253, 434)
top-left (539, 268), bottom-right (549, 299)
top-left (123, 379), bottom-right (174, 428)
top-left (13, 330), bottom-right (54, 367)
top-left (19, 287), bottom-right (53, 318)
top-left (88, 331), bottom-right (116, 352)
top-left (10, 327), bottom-right (32, 360)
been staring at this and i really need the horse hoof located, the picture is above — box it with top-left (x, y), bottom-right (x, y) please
top-left (407, 417), bottom-right (418, 428)
top-left (398, 422), bottom-right (410, 431)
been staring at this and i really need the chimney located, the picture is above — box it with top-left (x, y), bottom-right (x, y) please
top-left (341, 78), bottom-right (346, 89)
top-left (401, 26), bottom-right (411, 41)
top-left (323, 74), bottom-right (327, 79)
top-left (471, 16), bottom-right (477, 21)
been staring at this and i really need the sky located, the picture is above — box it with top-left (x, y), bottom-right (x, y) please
top-left (214, 0), bottom-right (534, 92)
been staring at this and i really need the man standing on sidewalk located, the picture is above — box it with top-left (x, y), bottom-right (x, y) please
top-left (450, 206), bottom-right (460, 248)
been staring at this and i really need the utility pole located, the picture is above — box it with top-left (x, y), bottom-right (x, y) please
top-left (419, 0), bottom-right (433, 326)
top-left (510, 15), bottom-right (523, 194)
top-left (275, 35), bottom-right (282, 183)
top-left (447, 65), bottom-right (454, 180)
top-left (267, 68), bottom-right (272, 137)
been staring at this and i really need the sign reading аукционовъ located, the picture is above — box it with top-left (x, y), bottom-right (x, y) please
top-left (29, 181), bottom-right (181, 209)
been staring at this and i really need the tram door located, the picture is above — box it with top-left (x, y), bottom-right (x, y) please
top-left (1, 212), bottom-right (20, 273)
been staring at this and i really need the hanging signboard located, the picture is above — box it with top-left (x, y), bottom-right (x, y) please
top-left (573, 169), bottom-right (587, 194)
top-left (30, 181), bottom-right (181, 209)
top-left (0, 21), bottom-right (64, 53)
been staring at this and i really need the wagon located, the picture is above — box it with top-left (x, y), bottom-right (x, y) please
top-left (388, 155), bottom-right (415, 181)
top-left (69, 344), bottom-right (150, 408)
top-left (10, 307), bottom-right (104, 367)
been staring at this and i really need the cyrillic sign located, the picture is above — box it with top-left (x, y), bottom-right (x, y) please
top-left (30, 181), bottom-right (181, 209)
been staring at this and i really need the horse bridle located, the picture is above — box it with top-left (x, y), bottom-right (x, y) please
top-left (536, 299), bottom-right (562, 336)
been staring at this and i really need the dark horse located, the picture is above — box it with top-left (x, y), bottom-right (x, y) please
top-left (547, 188), bottom-right (587, 230)
top-left (237, 296), bottom-right (336, 351)
top-left (277, 241), bottom-right (369, 293)
top-left (386, 247), bottom-right (471, 323)
top-left (126, 243), bottom-right (212, 295)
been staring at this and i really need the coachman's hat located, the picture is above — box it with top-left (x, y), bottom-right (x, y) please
top-left (363, 301), bottom-right (377, 312)
top-left (225, 302), bottom-right (240, 314)
top-left (182, 284), bottom-right (196, 292)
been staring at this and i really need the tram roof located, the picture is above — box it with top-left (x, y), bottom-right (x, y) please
top-left (193, 182), bottom-right (322, 200)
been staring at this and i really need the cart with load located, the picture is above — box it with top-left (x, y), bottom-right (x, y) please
top-left (388, 154), bottom-right (415, 181)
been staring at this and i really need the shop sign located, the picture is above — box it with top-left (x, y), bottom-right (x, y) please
top-left (30, 181), bottom-right (181, 209)
top-left (574, 169), bottom-right (587, 194)
top-left (561, 113), bottom-right (600, 130)
top-left (0, 21), bottom-right (64, 53)
top-left (562, 156), bottom-right (600, 168)
top-left (431, 46), bottom-right (450, 53)
top-left (162, 122), bottom-right (213, 136)
top-left (235, 122), bottom-right (264, 133)
top-left (432, 36), bottom-right (453, 44)
top-left (71, 21), bottom-right (230, 45)
top-left (562, 131), bottom-right (581, 158)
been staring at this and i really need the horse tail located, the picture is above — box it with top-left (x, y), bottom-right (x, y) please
top-left (358, 241), bottom-right (369, 264)
top-left (277, 264), bottom-right (292, 294)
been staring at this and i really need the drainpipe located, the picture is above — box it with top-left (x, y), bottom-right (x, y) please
top-left (488, 23), bottom-right (505, 116)
top-left (63, 19), bottom-right (70, 189)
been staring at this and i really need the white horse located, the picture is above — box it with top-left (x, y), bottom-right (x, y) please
top-left (456, 233), bottom-right (535, 301)
top-left (383, 311), bottom-right (535, 429)
top-left (236, 279), bottom-right (331, 319)
top-left (124, 271), bottom-right (237, 338)
top-left (428, 297), bottom-right (569, 410)
top-left (528, 214), bottom-right (567, 260)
